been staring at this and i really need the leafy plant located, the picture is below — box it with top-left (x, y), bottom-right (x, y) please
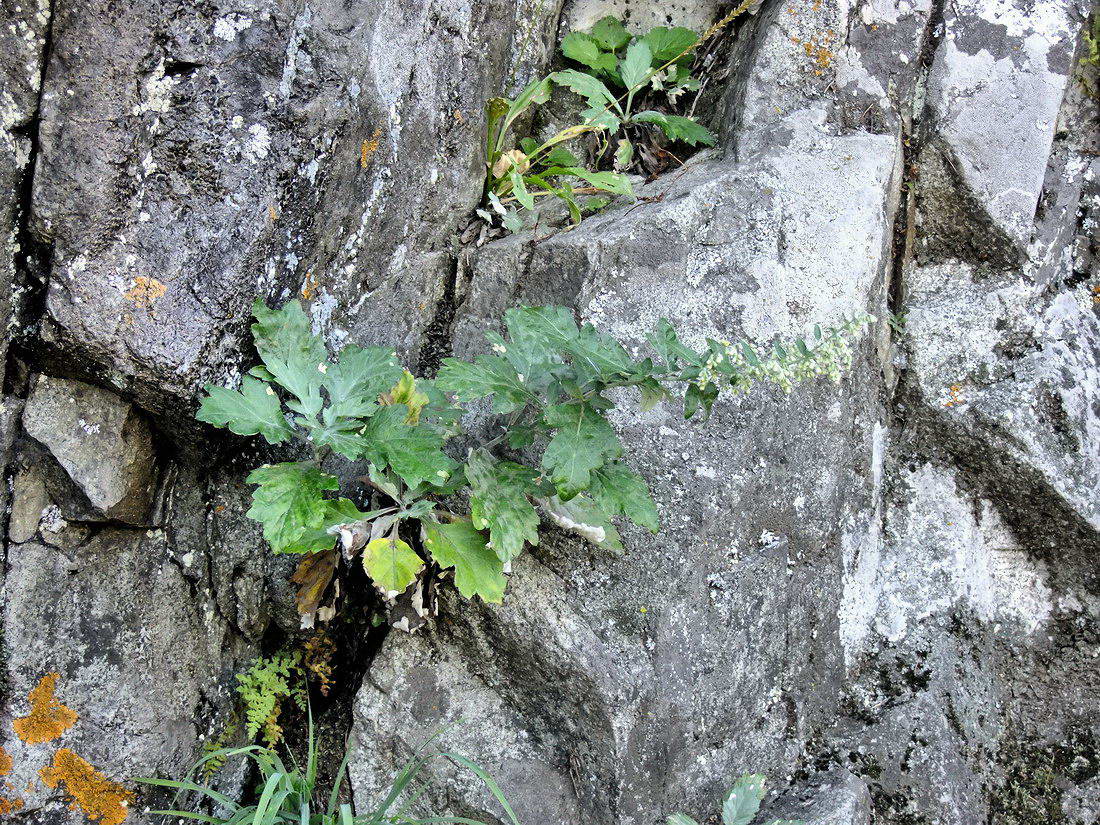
top-left (668, 774), bottom-right (802, 825)
top-left (236, 652), bottom-right (306, 748)
top-left (199, 714), bottom-right (240, 780)
top-left (137, 718), bottom-right (520, 825)
top-left (482, 3), bottom-right (757, 232)
top-left (197, 299), bottom-right (870, 624)
top-left (1079, 12), bottom-right (1100, 96)
top-left (1084, 13), bottom-right (1100, 69)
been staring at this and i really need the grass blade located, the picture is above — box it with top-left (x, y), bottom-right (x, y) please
top-left (440, 754), bottom-right (521, 825)
top-left (147, 811), bottom-right (224, 823)
top-left (326, 739), bottom-right (356, 815)
top-left (135, 777), bottom-right (236, 810)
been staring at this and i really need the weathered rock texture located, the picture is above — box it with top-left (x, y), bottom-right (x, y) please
top-left (0, 0), bottom-right (1096, 823)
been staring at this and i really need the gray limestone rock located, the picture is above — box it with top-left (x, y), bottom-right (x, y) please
top-left (21, 375), bottom-right (157, 525)
top-left (349, 107), bottom-right (900, 824)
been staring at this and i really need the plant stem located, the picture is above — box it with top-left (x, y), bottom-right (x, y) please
top-left (498, 186), bottom-right (602, 205)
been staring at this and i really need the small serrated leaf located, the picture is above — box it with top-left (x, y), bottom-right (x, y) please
top-left (633, 111), bottom-right (716, 146)
top-left (561, 31), bottom-right (606, 71)
top-left (550, 69), bottom-right (617, 108)
top-left (590, 16), bottom-right (631, 50)
top-left (722, 775), bottom-right (767, 825)
top-left (641, 26), bottom-right (698, 62)
top-left (619, 40), bottom-right (653, 90)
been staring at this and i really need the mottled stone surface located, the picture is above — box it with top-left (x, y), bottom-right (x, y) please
top-left (21, 375), bottom-right (157, 525)
top-left (562, 0), bottom-right (722, 35)
top-left (350, 108), bottom-right (900, 823)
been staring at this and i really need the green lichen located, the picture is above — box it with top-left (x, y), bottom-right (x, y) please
top-left (988, 733), bottom-right (1099, 825)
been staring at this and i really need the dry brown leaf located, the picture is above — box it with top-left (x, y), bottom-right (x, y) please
top-left (290, 548), bottom-right (338, 616)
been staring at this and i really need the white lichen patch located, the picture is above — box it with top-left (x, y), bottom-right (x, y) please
top-left (243, 124), bottom-right (271, 160)
top-left (131, 58), bottom-right (175, 116)
top-left (213, 14), bottom-right (253, 41)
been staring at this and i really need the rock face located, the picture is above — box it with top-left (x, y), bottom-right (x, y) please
top-left (1, 0), bottom-right (1097, 824)
top-left (21, 375), bottom-right (157, 524)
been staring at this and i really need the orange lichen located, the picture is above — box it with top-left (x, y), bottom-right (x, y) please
top-left (301, 270), bottom-right (319, 301)
top-left (39, 749), bottom-right (132, 825)
top-left (360, 127), bottom-right (383, 167)
top-left (0, 747), bottom-right (24, 812)
top-left (801, 32), bottom-right (836, 75)
top-left (13, 672), bottom-right (78, 744)
top-left (123, 275), bottom-right (167, 308)
top-left (1092, 284), bottom-right (1099, 305)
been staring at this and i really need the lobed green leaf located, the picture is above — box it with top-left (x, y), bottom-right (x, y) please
top-left (541, 402), bottom-right (622, 500)
top-left (323, 344), bottom-right (404, 421)
top-left (423, 518), bottom-right (507, 603)
top-left (245, 462), bottom-right (339, 553)
top-left (437, 354), bottom-right (532, 414)
top-left (589, 462), bottom-right (659, 531)
top-left (633, 111), bottom-right (716, 146)
top-left (251, 299), bottom-right (328, 420)
top-left (358, 405), bottom-right (456, 490)
top-left (197, 376), bottom-right (294, 444)
top-left (465, 448), bottom-right (541, 562)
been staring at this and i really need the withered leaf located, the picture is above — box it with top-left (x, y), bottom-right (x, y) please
top-left (290, 548), bottom-right (339, 616)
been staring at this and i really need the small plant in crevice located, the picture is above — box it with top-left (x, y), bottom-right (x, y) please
top-left (482, 1), bottom-right (758, 233)
top-left (1079, 12), bottom-right (1100, 96)
top-left (668, 774), bottom-right (802, 825)
top-left (199, 713), bottom-right (240, 780)
top-left (886, 311), bottom-right (907, 336)
top-left (137, 719), bottom-right (521, 825)
top-left (196, 299), bottom-right (871, 631)
top-left (235, 652), bottom-right (306, 749)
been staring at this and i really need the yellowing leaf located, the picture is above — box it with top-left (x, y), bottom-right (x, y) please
top-left (362, 537), bottom-right (423, 599)
top-left (381, 370), bottom-right (429, 423)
